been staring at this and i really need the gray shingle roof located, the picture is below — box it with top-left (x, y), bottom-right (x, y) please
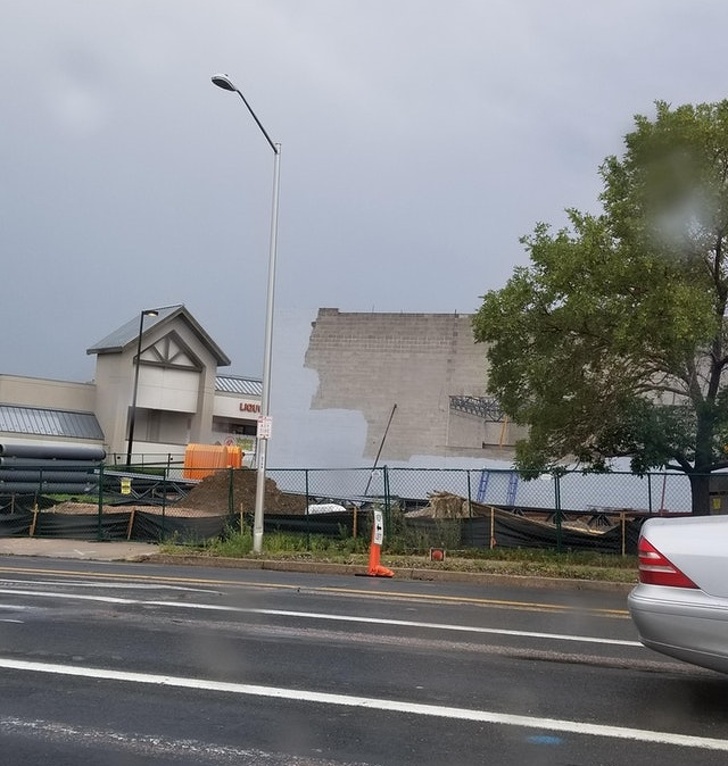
top-left (86, 304), bottom-right (231, 366)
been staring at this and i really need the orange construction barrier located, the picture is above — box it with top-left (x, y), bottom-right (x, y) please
top-left (367, 509), bottom-right (394, 577)
top-left (183, 443), bottom-right (242, 480)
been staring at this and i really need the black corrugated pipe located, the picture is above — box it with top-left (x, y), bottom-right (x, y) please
top-left (0, 444), bottom-right (106, 460)
top-left (0, 457), bottom-right (103, 469)
top-left (0, 482), bottom-right (99, 494)
top-left (0, 470), bottom-right (98, 483)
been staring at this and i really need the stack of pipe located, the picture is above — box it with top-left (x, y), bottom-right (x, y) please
top-left (0, 444), bottom-right (106, 495)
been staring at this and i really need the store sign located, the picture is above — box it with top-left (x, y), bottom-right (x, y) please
top-left (239, 402), bottom-right (261, 414)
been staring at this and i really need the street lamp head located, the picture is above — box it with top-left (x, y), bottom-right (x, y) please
top-left (211, 73), bottom-right (279, 155)
top-left (211, 74), bottom-right (238, 92)
top-left (143, 309), bottom-right (159, 318)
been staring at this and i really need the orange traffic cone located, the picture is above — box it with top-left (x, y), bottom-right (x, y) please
top-left (367, 509), bottom-right (394, 577)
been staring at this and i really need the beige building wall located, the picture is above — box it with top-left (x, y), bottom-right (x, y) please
top-left (213, 395), bottom-right (261, 420)
top-left (0, 375), bottom-right (95, 412)
top-left (92, 351), bottom-right (132, 456)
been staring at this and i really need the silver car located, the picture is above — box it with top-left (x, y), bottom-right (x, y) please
top-left (628, 514), bottom-right (728, 674)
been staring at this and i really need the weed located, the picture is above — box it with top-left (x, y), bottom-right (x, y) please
top-left (160, 526), bottom-right (638, 583)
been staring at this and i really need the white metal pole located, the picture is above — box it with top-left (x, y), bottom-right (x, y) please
top-left (211, 74), bottom-right (281, 554)
top-left (253, 144), bottom-right (281, 553)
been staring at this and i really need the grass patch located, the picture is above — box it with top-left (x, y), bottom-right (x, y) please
top-left (160, 529), bottom-right (638, 583)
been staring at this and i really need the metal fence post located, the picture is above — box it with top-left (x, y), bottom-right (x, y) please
top-left (383, 465), bottom-right (391, 534)
top-left (228, 467), bottom-right (234, 517)
top-left (647, 472), bottom-right (653, 514)
top-left (467, 470), bottom-right (472, 517)
top-left (305, 468), bottom-right (310, 550)
top-left (161, 455), bottom-right (169, 541)
top-left (97, 463), bottom-right (104, 541)
top-left (554, 471), bottom-right (562, 553)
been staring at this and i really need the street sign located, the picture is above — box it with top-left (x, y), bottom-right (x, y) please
top-left (257, 415), bottom-right (272, 439)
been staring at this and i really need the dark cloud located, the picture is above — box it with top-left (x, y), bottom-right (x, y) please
top-left (2, 1), bottom-right (726, 381)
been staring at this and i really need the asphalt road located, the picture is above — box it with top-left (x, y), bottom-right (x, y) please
top-left (0, 556), bottom-right (726, 765)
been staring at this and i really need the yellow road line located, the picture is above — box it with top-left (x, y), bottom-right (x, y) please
top-left (0, 565), bottom-right (629, 618)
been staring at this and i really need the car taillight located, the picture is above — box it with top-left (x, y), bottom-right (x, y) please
top-left (637, 536), bottom-right (698, 588)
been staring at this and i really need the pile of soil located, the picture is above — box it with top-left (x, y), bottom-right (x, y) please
top-left (48, 470), bottom-right (307, 518)
top-left (180, 469), bottom-right (307, 515)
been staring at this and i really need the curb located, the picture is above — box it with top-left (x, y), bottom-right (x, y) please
top-left (145, 554), bottom-right (635, 594)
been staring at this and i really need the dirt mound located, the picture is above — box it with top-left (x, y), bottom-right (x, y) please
top-left (47, 470), bottom-right (307, 518)
top-left (181, 469), bottom-right (307, 515)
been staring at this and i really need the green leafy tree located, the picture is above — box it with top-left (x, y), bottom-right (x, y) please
top-left (472, 101), bottom-right (728, 514)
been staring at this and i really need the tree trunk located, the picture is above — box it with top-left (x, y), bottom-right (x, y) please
top-left (689, 472), bottom-right (712, 515)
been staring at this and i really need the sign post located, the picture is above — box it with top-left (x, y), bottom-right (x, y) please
top-left (367, 509), bottom-right (394, 577)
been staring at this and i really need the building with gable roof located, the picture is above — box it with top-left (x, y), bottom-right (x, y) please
top-left (0, 305), bottom-right (261, 463)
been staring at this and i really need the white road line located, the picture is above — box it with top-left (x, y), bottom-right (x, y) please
top-left (0, 587), bottom-right (130, 605)
top-left (244, 607), bottom-right (641, 646)
top-left (0, 578), bottom-right (218, 594)
top-left (0, 587), bottom-right (639, 647)
top-left (0, 658), bottom-right (725, 752)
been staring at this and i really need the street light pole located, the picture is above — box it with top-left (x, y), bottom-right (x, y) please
top-left (212, 73), bottom-right (281, 554)
top-left (126, 309), bottom-right (159, 467)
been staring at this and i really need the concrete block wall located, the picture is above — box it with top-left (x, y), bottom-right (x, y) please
top-left (304, 308), bottom-right (521, 461)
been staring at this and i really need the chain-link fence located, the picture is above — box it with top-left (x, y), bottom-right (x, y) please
top-left (267, 466), bottom-right (693, 515)
top-left (0, 460), bottom-right (709, 552)
top-left (265, 466), bottom-right (693, 556)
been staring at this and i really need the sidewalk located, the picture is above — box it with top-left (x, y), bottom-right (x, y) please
top-left (0, 538), bottom-right (160, 562)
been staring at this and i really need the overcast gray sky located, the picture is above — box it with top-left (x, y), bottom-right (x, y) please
top-left (2, 1), bottom-right (727, 383)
